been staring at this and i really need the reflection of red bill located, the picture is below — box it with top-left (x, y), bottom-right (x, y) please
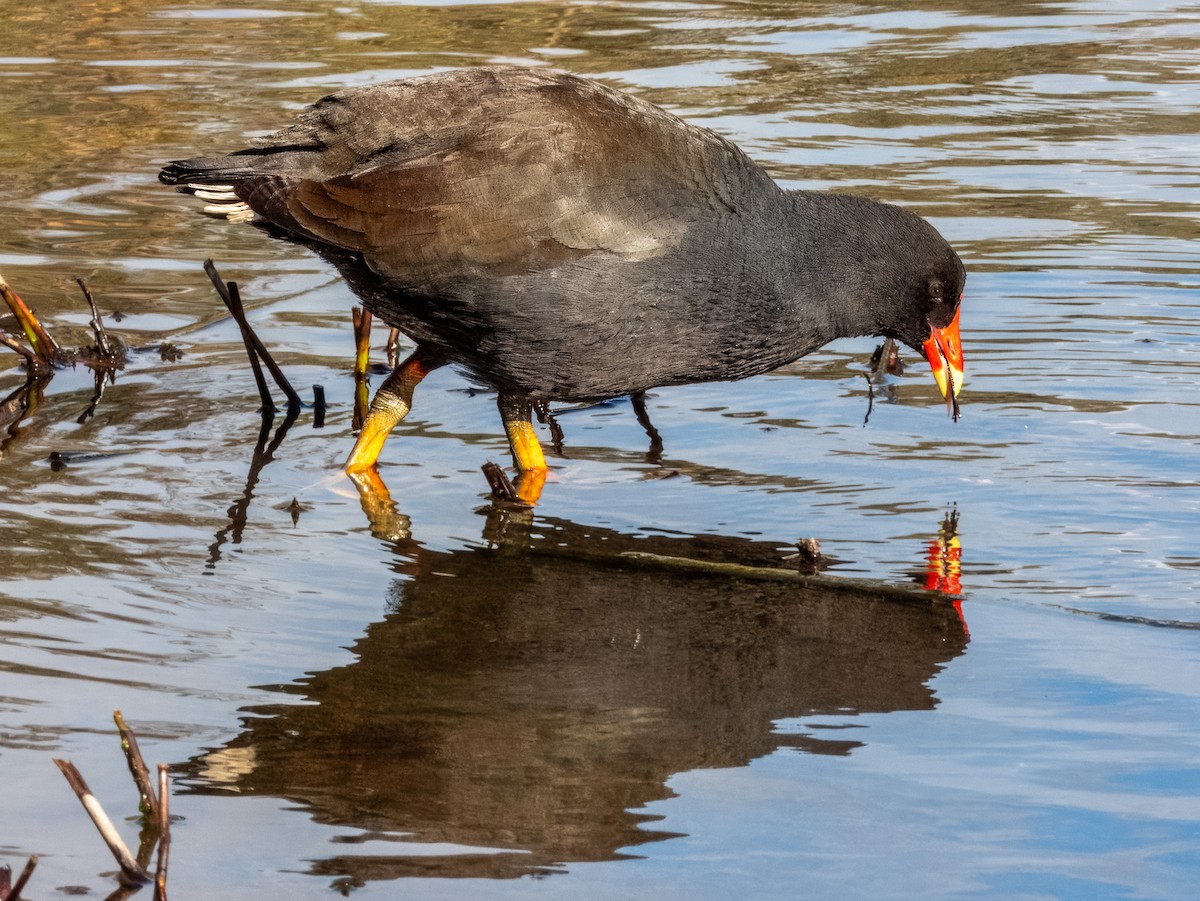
top-left (922, 305), bottom-right (964, 407)
top-left (922, 511), bottom-right (967, 634)
top-left (924, 534), bottom-right (963, 597)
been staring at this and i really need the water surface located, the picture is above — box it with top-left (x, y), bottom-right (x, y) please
top-left (2, 1), bottom-right (1199, 898)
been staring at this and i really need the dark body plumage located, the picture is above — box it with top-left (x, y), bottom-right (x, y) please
top-left (160, 66), bottom-right (964, 405)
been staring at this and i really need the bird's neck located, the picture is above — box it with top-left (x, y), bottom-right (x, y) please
top-left (773, 189), bottom-right (902, 343)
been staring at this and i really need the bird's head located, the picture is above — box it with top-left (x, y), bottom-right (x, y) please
top-left (859, 201), bottom-right (966, 414)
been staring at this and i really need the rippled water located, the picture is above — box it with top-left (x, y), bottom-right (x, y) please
top-left (2, 1), bottom-right (1199, 898)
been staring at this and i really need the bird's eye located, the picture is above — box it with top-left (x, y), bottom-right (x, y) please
top-left (929, 279), bottom-right (945, 301)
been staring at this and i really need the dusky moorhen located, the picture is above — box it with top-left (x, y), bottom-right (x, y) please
top-left (161, 66), bottom-right (964, 500)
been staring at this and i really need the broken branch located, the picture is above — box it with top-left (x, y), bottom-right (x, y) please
top-left (77, 278), bottom-right (113, 358)
top-left (352, 306), bottom-right (372, 378)
top-left (153, 764), bottom-right (170, 901)
top-left (53, 759), bottom-right (150, 885)
top-left (0, 855), bottom-right (38, 901)
top-left (113, 710), bottom-right (161, 823)
top-left (0, 271), bottom-right (59, 364)
top-left (0, 330), bottom-right (48, 375)
top-left (481, 460), bottom-right (522, 504)
top-left (203, 259), bottom-right (301, 411)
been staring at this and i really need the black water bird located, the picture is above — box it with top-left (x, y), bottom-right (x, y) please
top-left (161, 66), bottom-right (965, 501)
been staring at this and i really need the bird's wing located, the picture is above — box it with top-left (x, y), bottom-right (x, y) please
top-left (225, 69), bottom-right (778, 283)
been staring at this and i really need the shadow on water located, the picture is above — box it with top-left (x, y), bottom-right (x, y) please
top-left (184, 518), bottom-right (968, 883)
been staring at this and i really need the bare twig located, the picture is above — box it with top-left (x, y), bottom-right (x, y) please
top-left (153, 765), bottom-right (170, 901)
top-left (481, 460), bottom-right (522, 503)
top-left (352, 306), bottom-right (372, 378)
top-left (113, 710), bottom-right (161, 823)
top-left (230, 280), bottom-right (300, 410)
top-left (0, 271), bottom-right (59, 364)
top-left (385, 326), bottom-right (401, 368)
top-left (0, 855), bottom-right (39, 901)
top-left (0, 330), bottom-right (48, 375)
top-left (204, 262), bottom-right (274, 413)
top-left (53, 759), bottom-right (150, 885)
top-left (352, 372), bottom-right (370, 433)
top-left (203, 259), bottom-right (301, 411)
top-left (351, 307), bottom-right (373, 432)
top-left (77, 278), bottom-right (113, 358)
top-left (312, 383), bottom-right (326, 428)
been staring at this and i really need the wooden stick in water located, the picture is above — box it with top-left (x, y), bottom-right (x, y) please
top-left (0, 855), bottom-right (39, 901)
top-left (481, 460), bottom-right (522, 503)
top-left (352, 306), bottom-right (372, 379)
top-left (386, 326), bottom-right (401, 368)
top-left (0, 271), bottom-right (59, 364)
top-left (153, 764), bottom-right (171, 901)
top-left (52, 759), bottom-right (150, 885)
top-left (232, 279), bottom-right (302, 411)
top-left (77, 278), bottom-right (113, 358)
top-left (203, 259), bottom-right (302, 411)
top-left (113, 710), bottom-right (161, 823)
top-left (204, 261), bottom-right (275, 413)
top-left (0, 330), bottom-right (45, 373)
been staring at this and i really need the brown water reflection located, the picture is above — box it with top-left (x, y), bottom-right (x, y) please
top-left (188, 521), bottom-right (967, 881)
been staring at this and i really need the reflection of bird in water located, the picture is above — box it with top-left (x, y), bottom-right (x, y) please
top-left (185, 518), bottom-right (969, 884)
top-left (161, 66), bottom-right (965, 503)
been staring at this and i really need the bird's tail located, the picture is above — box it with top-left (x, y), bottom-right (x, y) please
top-left (159, 156), bottom-right (257, 221)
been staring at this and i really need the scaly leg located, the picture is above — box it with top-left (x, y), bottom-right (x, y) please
top-left (344, 346), bottom-right (443, 472)
top-left (498, 393), bottom-right (548, 504)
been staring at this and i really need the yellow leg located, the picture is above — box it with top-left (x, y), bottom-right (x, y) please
top-left (344, 348), bottom-right (441, 472)
top-left (499, 394), bottom-right (549, 504)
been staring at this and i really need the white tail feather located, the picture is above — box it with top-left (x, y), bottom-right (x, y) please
top-left (202, 202), bottom-right (256, 221)
top-left (193, 188), bottom-right (240, 202)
